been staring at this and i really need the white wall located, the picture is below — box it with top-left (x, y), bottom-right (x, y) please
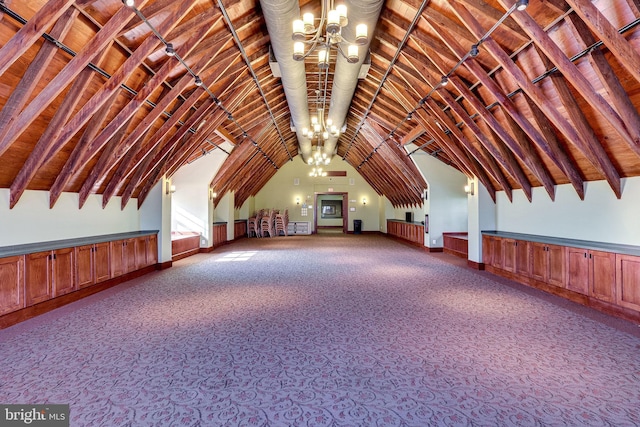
top-left (495, 177), bottom-right (640, 245)
top-left (0, 189), bottom-right (139, 246)
top-left (406, 145), bottom-right (468, 247)
top-left (467, 177), bottom-right (496, 263)
top-left (171, 148), bottom-right (230, 248)
top-left (139, 179), bottom-right (172, 263)
top-left (254, 156), bottom-right (379, 232)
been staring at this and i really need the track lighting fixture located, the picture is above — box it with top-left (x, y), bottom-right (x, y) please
top-left (440, 76), bottom-right (449, 87)
top-left (122, 0), bottom-right (135, 7)
top-left (407, 112), bottom-right (413, 121)
top-left (194, 76), bottom-right (202, 86)
top-left (165, 43), bottom-right (175, 57)
top-left (515, 0), bottom-right (529, 11)
top-left (470, 44), bottom-right (480, 57)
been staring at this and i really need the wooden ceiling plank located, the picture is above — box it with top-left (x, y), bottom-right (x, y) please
top-left (401, 126), bottom-right (426, 145)
top-left (40, 1), bottom-right (204, 182)
top-left (424, 97), bottom-right (510, 199)
top-left (425, 15), bottom-right (555, 200)
top-left (436, 86), bottom-right (530, 199)
top-left (0, 1), bottom-right (151, 156)
top-left (136, 82), bottom-right (249, 206)
top-left (10, 61), bottom-right (98, 209)
top-left (529, 44), bottom-right (622, 197)
top-left (565, 13), bottom-right (640, 152)
top-left (498, 0), bottom-right (640, 154)
top-left (449, 1), bottom-right (621, 198)
top-left (0, 8), bottom-right (79, 157)
top-left (366, 120), bottom-right (427, 193)
top-left (451, 76), bottom-right (535, 201)
top-left (0, 0), bottom-right (76, 78)
top-left (562, 0), bottom-right (640, 85)
top-left (79, 115), bottom-right (135, 208)
top-left (95, 40), bottom-right (234, 207)
top-left (134, 98), bottom-right (219, 207)
top-left (52, 15), bottom-right (215, 206)
top-left (455, 0), bottom-right (530, 41)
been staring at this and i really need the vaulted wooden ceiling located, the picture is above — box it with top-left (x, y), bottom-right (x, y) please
top-left (0, 0), bottom-right (639, 210)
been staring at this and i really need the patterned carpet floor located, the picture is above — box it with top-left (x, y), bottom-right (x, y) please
top-left (1, 234), bottom-right (640, 426)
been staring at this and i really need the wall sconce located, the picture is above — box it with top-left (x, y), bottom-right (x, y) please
top-left (296, 197), bottom-right (300, 205)
top-left (209, 188), bottom-right (217, 200)
top-left (165, 182), bottom-right (176, 195)
top-left (362, 197), bottom-right (367, 205)
top-left (464, 182), bottom-right (474, 196)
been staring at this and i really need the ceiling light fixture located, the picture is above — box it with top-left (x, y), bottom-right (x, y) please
top-left (122, 0), bottom-right (135, 7)
top-left (470, 44), bottom-right (480, 57)
top-left (165, 43), bottom-right (175, 57)
top-left (291, 2), bottom-right (366, 65)
top-left (515, 0), bottom-right (529, 11)
top-left (194, 76), bottom-right (203, 86)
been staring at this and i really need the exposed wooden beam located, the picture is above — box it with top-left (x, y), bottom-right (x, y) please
top-left (424, 15), bottom-right (556, 200)
top-left (447, 1), bottom-right (591, 199)
top-left (0, 0), bottom-right (76, 78)
top-left (51, 14), bottom-right (215, 207)
top-left (0, 8), bottom-right (78, 149)
top-left (562, 0), bottom-right (640, 85)
top-left (401, 126), bottom-right (426, 146)
top-left (0, 1), bottom-right (150, 156)
top-left (565, 13), bottom-right (640, 153)
top-left (497, 0), bottom-right (640, 155)
top-left (436, 86), bottom-right (530, 200)
top-left (10, 60), bottom-right (99, 208)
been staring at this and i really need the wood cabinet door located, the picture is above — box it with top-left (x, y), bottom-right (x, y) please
top-left (502, 239), bottom-right (516, 272)
top-left (125, 239), bottom-right (137, 273)
top-left (94, 242), bottom-right (111, 283)
top-left (0, 255), bottom-right (25, 315)
top-left (147, 235), bottom-right (158, 266)
top-left (492, 237), bottom-right (503, 269)
top-left (135, 237), bottom-right (147, 269)
top-left (515, 240), bottom-right (530, 277)
top-left (547, 244), bottom-right (565, 287)
top-left (566, 247), bottom-right (589, 295)
top-left (110, 240), bottom-right (125, 278)
top-left (75, 245), bottom-right (94, 289)
top-left (589, 250), bottom-right (616, 303)
top-left (530, 242), bottom-right (547, 282)
top-left (482, 236), bottom-right (493, 266)
top-left (25, 251), bottom-right (52, 306)
top-left (53, 248), bottom-right (75, 297)
top-left (616, 254), bottom-right (640, 312)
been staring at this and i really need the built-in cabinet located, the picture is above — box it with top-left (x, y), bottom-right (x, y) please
top-left (0, 232), bottom-right (158, 321)
top-left (213, 222), bottom-right (227, 246)
top-left (529, 242), bottom-right (564, 287)
top-left (25, 248), bottom-right (75, 306)
top-left (386, 220), bottom-right (424, 246)
top-left (483, 233), bottom-right (640, 320)
top-left (0, 256), bottom-right (24, 316)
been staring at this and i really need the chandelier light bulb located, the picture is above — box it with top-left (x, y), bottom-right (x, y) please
top-left (293, 41), bottom-right (305, 61)
top-left (318, 49), bottom-right (329, 69)
top-left (327, 10), bottom-right (340, 35)
top-left (303, 12), bottom-right (315, 33)
top-left (292, 20), bottom-right (305, 41)
top-left (336, 4), bottom-right (348, 26)
top-left (326, 118), bottom-right (333, 126)
top-left (347, 44), bottom-right (359, 63)
top-left (355, 24), bottom-right (368, 45)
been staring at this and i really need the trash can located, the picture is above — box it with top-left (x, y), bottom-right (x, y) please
top-left (353, 219), bottom-right (362, 234)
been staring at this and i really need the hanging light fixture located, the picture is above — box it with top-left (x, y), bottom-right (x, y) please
top-left (291, 2), bottom-right (367, 65)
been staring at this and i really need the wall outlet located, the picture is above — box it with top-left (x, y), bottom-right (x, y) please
top-left (432, 239), bottom-right (436, 244)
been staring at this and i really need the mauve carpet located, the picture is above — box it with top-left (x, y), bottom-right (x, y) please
top-left (1, 234), bottom-right (640, 426)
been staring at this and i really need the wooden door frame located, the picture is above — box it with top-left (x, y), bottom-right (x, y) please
top-left (314, 192), bottom-right (348, 234)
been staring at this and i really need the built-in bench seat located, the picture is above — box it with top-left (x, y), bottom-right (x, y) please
top-left (443, 232), bottom-right (468, 258)
top-left (171, 231), bottom-right (201, 261)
